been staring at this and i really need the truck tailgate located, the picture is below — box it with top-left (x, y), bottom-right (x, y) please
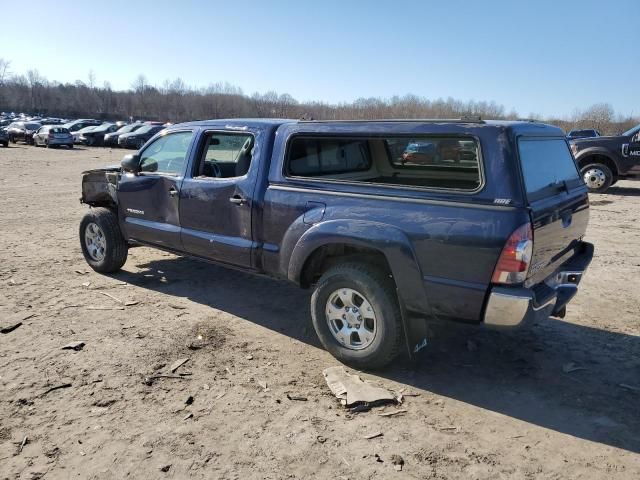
top-left (526, 191), bottom-right (589, 285)
top-left (517, 137), bottom-right (590, 286)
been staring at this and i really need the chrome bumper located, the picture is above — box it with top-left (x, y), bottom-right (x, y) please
top-left (483, 242), bottom-right (593, 328)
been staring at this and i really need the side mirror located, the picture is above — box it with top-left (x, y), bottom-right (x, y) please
top-left (121, 153), bottom-right (140, 173)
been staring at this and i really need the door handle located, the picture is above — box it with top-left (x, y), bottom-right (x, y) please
top-left (168, 187), bottom-right (179, 197)
top-left (229, 195), bottom-right (246, 206)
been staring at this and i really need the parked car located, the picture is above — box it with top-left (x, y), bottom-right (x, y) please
top-left (0, 127), bottom-right (9, 147)
top-left (6, 121), bottom-right (42, 144)
top-left (79, 119), bottom-right (593, 369)
top-left (117, 124), bottom-right (165, 149)
top-left (401, 142), bottom-right (436, 165)
top-left (104, 123), bottom-right (144, 147)
top-left (567, 129), bottom-right (601, 139)
top-left (32, 125), bottom-right (74, 148)
top-left (40, 117), bottom-right (65, 125)
top-left (569, 123), bottom-right (640, 192)
top-left (62, 119), bottom-right (102, 133)
top-left (80, 123), bottom-right (120, 146)
top-left (73, 125), bottom-right (99, 144)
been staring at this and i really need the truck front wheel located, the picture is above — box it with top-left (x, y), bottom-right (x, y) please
top-left (311, 263), bottom-right (403, 370)
top-left (79, 207), bottom-right (128, 273)
top-left (580, 163), bottom-right (613, 193)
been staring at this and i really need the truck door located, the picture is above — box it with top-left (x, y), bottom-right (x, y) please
top-left (117, 130), bottom-right (195, 249)
top-left (627, 132), bottom-right (640, 175)
top-left (178, 130), bottom-right (259, 268)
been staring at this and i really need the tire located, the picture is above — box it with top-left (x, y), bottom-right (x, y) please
top-left (45, 141), bottom-right (49, 148)
top-left (10, 135), bottom-right (16, 143)
top-left (311, 262), bottom-right (403, 370)
top-left (68, 144), bottom-right (74, 149)
top-left (1, 141), bottom-right (7, 147)
top-left (79, 207), bottom-right (128, 273)
top-left (580, 163), bottom-right (613, 193)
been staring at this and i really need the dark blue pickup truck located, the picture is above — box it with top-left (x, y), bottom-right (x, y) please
top-left (80, 119), bottom-right (593, 369)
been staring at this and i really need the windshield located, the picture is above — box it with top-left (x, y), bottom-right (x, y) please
top-left (134, 125), bottom-right (152, 134)
top-left (118, 124), bottom-right (141, 133)
top-left (622, 124), bottom-right (640, 137)
top-left (25, 123), bottom-right (41, 129)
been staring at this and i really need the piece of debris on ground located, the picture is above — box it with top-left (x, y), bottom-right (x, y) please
top-left (61, 341), bottom-right (85, 351)
top-left (1, 322), bottom-right (23, 334)
top-left (390, 454), bottom-right (404, 471)
top-left (322, 366), bottom-right (397, 409)
top-left (169, 357), bottom-right (190, 373)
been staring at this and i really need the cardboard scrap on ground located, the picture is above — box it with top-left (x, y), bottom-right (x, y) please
top-left (322, 366), bottom-right (396, 407)
top-left (169, 357), bottom-right (190, 373)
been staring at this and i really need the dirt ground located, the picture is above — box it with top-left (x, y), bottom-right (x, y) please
top-left (0, 143), bottom-right (639, 480)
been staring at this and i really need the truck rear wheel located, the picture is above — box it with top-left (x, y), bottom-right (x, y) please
top-left (311, 263), bottom-right (403, 370)
top-left (580, 163), bottom-right (613, 193)
top-left (79, 207), bottom-right (128, 273)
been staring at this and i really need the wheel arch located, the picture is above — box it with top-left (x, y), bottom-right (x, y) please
top-left (576, 149), bottom-right (619, 177)
top-left (287, 219), bottom-right (430, 356)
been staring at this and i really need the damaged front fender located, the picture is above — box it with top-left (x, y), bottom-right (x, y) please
top-left (80, 165), bottom-right (120, 208)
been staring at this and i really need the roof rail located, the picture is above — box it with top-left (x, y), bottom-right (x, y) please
top-left (460, 115), bottom-right (483, 122)
top-left (297, 118), bottom-right (486, 124)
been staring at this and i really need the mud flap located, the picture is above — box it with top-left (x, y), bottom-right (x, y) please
top-left (397, 289), bottom-right (429, 359)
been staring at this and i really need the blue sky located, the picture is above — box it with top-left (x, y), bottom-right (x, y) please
top-left (1, 0), bottom-right (637, 117)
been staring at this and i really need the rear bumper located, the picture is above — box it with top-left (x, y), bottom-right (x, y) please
top-left (483, 241), bottom-right (594, 327)
top-left (49, 138), bottom-right (73, 145)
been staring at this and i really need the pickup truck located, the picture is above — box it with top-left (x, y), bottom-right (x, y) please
top-left (79, 119), bottom-right (594, 369)
top-left (570, 123), bottom-right (640, 192)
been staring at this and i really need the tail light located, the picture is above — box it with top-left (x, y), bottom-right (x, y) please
top-left (491, 223), bottom-right (533, 284)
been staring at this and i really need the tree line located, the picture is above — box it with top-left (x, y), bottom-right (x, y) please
top-left (0, 59), bottom-right (636, 135)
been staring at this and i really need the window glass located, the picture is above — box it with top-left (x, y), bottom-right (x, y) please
top-left (286, 135), bottom-right (481, 190)
top-left (622, 123), bottom-right (640, 137)
top-left (518, 138), bottom-right (580, 198)
top-left (197, 133), bottom-right (254, 178)
top-left (139, 131), bottom-right (194, 175)
top-left (288, 138), bottom-right (371, 176)
top-left (135, 125), bottom-right (152, 134)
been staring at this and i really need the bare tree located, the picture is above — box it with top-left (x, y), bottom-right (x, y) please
top-left (0, 58), bottom-right (11, 86)
top-left (88, 70), bottom-right (96, 89)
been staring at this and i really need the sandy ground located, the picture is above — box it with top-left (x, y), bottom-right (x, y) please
top-left (0, 143), bottom-right (639, 480)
